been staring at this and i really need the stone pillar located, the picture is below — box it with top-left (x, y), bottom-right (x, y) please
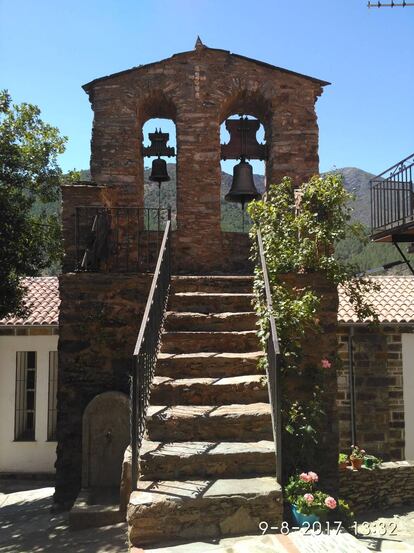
top-left (267, 88), bottom-right (321, 188)
top-left (175, 106), bottom-right (222, 273)
top-left (89, 86), bottom-right (143, 207)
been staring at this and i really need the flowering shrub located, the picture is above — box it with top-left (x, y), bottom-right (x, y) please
top-left (248, 175), bottom-right (379, 474)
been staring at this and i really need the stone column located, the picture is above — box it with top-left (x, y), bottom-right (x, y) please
top-left (174, 106), bottom-right (223, 273)
top-left (267, 87), bottom-right (321, 188)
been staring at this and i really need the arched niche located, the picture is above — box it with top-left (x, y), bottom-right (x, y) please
top-left (138, 92), bottom-right (177, 228)
top-left (220, 112), bottom-right (267, 233)
top-left (142, 117), bottom-right (177, 227)
top-left (82, 391), bottom-right (130, 489)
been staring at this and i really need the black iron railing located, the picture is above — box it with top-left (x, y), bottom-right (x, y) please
top-left (75, 206), bottom-right (170, 272)
top-left (130, 216), bottom-right (172, 491)
top-left (256, 229), bottom-right (283, 483)
top-left (371, 153), bottom-right (414, 238)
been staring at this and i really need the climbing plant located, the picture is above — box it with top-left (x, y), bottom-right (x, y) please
top-left (248, 174), bottom-right (379, 474)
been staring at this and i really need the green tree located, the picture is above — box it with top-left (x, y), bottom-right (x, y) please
top-left (0, 90), bottom-right (66, 319)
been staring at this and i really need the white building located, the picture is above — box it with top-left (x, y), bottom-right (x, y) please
top-left (0, 277), bottom-right (59, 474)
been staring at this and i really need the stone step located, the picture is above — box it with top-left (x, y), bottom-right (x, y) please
top-left (169, 292), bottom-right (254, 313)
top-left (128, 476), bottom-right (282, 546)
top-left (150, 375), bottom-right (268, 405)
top-left (160, 331), bottom-right (260, 354)
top-left (156, 351), bottom-right (265, 378)
top-left (146, 403), bottom-right (273, 442)
top-left (164, 311), bottom-right (257, 332)
top-left (139, 440), bottom-right (276, 480)
top-left (171, 275), bottom-right (253, 294)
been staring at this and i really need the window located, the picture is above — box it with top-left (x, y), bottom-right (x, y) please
top-left (47, 351), bottom-right (58, 441)
top-left (15, 351), bottom-right (36, 441)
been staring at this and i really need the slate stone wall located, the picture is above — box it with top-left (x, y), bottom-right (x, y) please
top-left (67, 44), bottom-right (326, 274)
top-left (54, 273), bottom-right (151, 505)
top-left (337, 325), bottom-right (413, 461)
top-left (339, 462), bottom-right (414, 513)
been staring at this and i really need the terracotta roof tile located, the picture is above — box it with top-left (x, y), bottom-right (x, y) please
top-left (0, 277), bottom-right (59, 326)
top-left (338, 276), bottom-right (414, 324)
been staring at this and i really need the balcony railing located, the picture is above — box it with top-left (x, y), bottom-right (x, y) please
top-left (74, 206), bottom-right (170, 272)
top-left (371, 153), bottom-right (414, 240)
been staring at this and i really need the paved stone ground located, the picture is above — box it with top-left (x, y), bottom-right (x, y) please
top-left (354, 506), bottom-right (414, 552)
top-left (0, 480), bottom-right (127, 553)
top-left (1, 480), bottom-right (413, 553)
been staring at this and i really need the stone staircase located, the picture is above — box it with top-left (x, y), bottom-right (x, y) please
top-left (127, 276), bottom-right (283, 547)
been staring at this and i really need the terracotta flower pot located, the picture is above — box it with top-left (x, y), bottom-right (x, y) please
top-left (351, 458), bottom-right (363, 470)
top-left (339, 461), bottom-right (349, 470)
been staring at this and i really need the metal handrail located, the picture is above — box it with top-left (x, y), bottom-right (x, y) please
top-left (130, 215), bottom-right (172, 491)
top-left (257, 228), bottom-right (283, 483)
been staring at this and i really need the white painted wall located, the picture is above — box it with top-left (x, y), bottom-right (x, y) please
top-left (402, 333), bottom-right (414, 460)
top-left (0, 334), bottom-right (58, 473)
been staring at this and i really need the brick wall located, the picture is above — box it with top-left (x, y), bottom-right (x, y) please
top-left (337, 325), bottom-right (413, 461)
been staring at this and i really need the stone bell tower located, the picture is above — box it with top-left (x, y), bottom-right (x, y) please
top-left (56, 41), bottom-right (333, 514)
top-left (76, 38), bottom-right (328, 273)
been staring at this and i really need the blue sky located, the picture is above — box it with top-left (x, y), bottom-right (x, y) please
top-left (1, 0), bottom-right (413, 176)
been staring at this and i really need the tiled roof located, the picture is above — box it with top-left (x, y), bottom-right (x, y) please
top-left (0, 277), bottom-right (59, 326)
top-left (0, 275), bottom-right (412, 327)
top-left (338, 276), bottom-right (414, 324)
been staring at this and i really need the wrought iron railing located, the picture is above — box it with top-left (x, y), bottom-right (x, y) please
top-left (256, 229), bottom-right (282, 483)
top-left (75, 206), bottom-right (170, 272)
top-left (130, 216), bottom-right (172, 491)
top-left (371, 153), bottom-right (414, 238)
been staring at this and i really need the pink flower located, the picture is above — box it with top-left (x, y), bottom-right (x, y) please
top-left (361, 449), bottom-right (366, 454)
top-left (299, 472), bottom-right (311, 482)
top-left (325, 496), bottom-right (337, 509)
top-left (308, 471), bottom-right (319, 482)
top-left (304, 493), bottom-right (314, 504)
top-left (321, 358), bottom-right (332, 369)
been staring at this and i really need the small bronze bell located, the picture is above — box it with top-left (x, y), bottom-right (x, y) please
top-left (149, 157), bottom-right (170, 183)
top-left (225, 159), bottom-right (261, 208)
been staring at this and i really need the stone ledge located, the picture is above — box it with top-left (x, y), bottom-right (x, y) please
top-left (339, 460), bottom-right (414, 514)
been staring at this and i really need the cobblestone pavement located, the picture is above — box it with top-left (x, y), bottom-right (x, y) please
top-left (0, 480), bottom-right (127, 553)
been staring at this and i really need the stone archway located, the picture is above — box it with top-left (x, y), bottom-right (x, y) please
top-left (82, 391), bottom-right (129, 488)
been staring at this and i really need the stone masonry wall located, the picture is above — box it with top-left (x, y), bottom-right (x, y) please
top-left (77, 44), bottom-right (326, 273)
top-left (339, 462), bottom-right (414, 514)
top-left (61, 184), bottom-right (107, 273)
top-left (55, 273), bottom-right (151, 505)
top-left (337, 325), bottom-right (413, 461)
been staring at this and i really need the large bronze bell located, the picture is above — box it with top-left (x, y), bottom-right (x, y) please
top-left (225, 159), bottom-right (262, 208)
top-left (149, 157), bottom-right (170, 183)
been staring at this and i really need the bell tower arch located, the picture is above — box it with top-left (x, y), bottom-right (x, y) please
top-left (80, 42), bottom-right (328, 273)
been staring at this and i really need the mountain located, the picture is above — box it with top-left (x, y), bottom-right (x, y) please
top-left (329, 167), bottom-right (375, 227)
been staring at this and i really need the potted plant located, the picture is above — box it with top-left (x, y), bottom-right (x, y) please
top-left (364, 454), bottom-right (382, 470)
top-left (285, 471), bottom-right (338, 526)
top-left (350, 445), bottom-right (365, 470)
top-left (338, 453), bottom-right (349, 470)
